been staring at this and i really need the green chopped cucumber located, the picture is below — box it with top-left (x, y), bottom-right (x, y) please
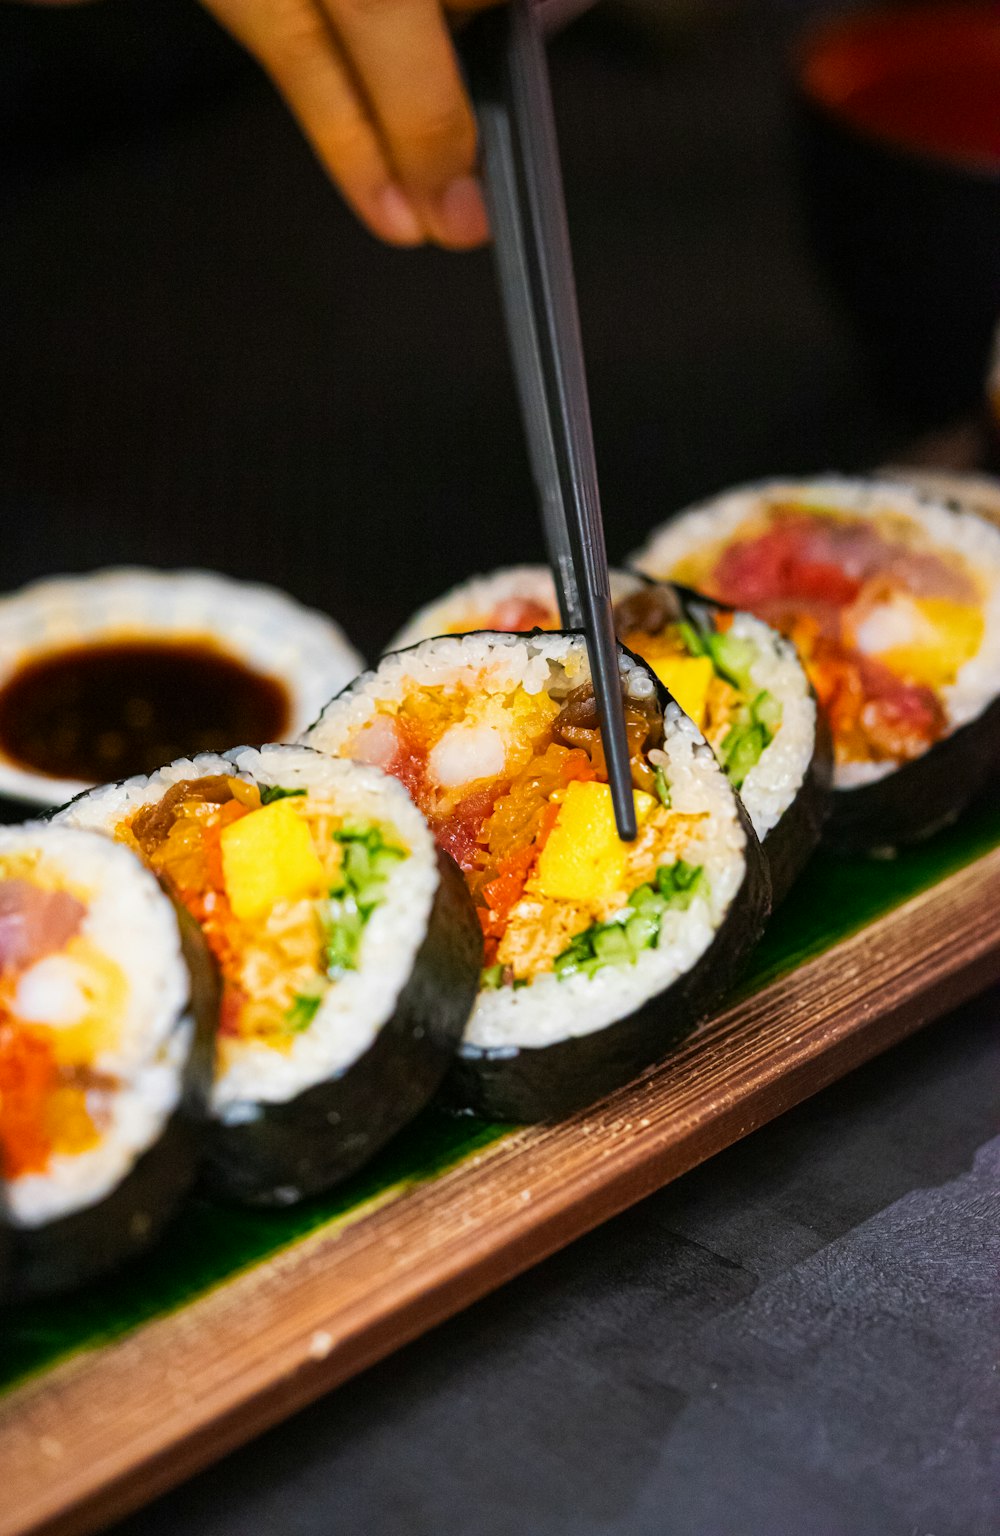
top-left (324, 900), bottom-right (365, 977)
top-left (653, 765), bottom-right (671, 809)
top-left (629, 882), bottom-right (667, 916)
top-left (481, 963), bottom-right (505, 990)
top-left (719, 690), bottom-right (783, 789)
top-left (655, 858), bottom-right (709, 908)
top-left (677, 614), bottom-right (763, 693)
top-left (624, 910), bottom-right (660, 951)
top-left (679, 624), bottom-right (782, 743)
top-left (721, 721), bottom-right (766, 788)
top-left (323, 821), bottom-right (406, 979)
top-left (330, 823), bottom-right (406, 909)
top-left (284, 990), bottom-right (323, 1031)
top-left (703, 632), bottom-right (759, 693)
top-left (677, 619), bottom-right (708, 658)
top-left (259, 785), bottom-right (307, 804)
top-left (752, 688), bottom-right (783, 736)
top-left (554, 860), bottom-right (709, 981)
top-left (674, 614), bottom-right (788, 788)
top-left (592, 925), bottom-right (632, 964)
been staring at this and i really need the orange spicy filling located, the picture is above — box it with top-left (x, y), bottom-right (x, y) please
top-left (125, 776), bottom-right (311, 1046)
top-left (0, 1028), bottom-right (106, 1179)
top-left (671, 505), bottom-right (985, 767)
top-left (124, 777), bottom-right (255, 1040)
top-left (122, 776), bottom-right (406, 1054)
top-left (0, 876), bottom-right (113, 1181)
top-left (348, 680), bottom-right (703, 979)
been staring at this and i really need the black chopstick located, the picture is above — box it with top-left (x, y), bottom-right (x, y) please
top-left (462, 1), bottom-right (637, 841)
top-left (469, 34), bottom-right (582, 628)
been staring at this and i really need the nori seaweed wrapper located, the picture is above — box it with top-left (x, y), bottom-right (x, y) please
top-left (445, 793), bottom-right (770, 1123)
top-left (440, 647), bottom-right (772, 1123)
top-left (4, 904), bottom-right (217, 1301)
top-left (825, 694), bottom-right (1000, 854)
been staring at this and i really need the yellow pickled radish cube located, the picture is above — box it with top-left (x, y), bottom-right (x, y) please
top-left (47, 1086), bottom-right (100, 1157)
top-left (534, 782), bottom-right (657, 904)
top-left (220, 800), bottom-right (326, 922)
top-left (648, 655), bottom-right (715, 729)
top-left (881, 597), bottom-right (984, 688)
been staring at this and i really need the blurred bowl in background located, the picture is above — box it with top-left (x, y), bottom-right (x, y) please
top-left (793, 2), bottom-right (1000, 431)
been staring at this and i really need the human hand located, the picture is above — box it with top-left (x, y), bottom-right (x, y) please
top-left (203, 0), bottom-right (502, 249)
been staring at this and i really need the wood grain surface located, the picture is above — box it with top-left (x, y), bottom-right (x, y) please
top-left (5, 845), bottom-right (1000, 1536)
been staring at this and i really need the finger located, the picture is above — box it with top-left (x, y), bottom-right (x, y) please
top-left (321, 0), bottom-right (490, 248)
top-left (203, 0), bottom-right (425, 246)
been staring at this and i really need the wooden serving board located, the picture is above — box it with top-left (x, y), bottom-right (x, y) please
top-left (4, 802), bottom-right (1000, 1536)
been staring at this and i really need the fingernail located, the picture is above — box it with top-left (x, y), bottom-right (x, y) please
top-left (374, 184), bottom-right (424, 246)
top-left (436, 175), bottom-right (490, 248)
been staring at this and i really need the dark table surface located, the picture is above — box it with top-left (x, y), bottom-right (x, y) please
top-left (2, 4), bottom-right (997, 1533)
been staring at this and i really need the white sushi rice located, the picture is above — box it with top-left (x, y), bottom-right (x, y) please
top-left (878, 467), bottom-right (1000, 527)
top-left (389, 566), bottom-right (815, 843)
top-left (305, 633), bottom-right (749, 1052)
top-left (0, 825), bottom-right (192, 1228)
top-left (632, 476), bottom-right (1000, 789)
top-left (55, 745), bottom-right (439, 1118)
top-left (308, 630), bottom-right (659, 756)
top-left (723, 612), bottom-right (817, 840)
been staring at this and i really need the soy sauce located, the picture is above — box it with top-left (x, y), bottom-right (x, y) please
top-left (0, 639), bottom-right (291, 783)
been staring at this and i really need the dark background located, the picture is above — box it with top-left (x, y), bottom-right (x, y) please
top-left (0, 0), bottom-right (911, 657)
top-left (2, 3), bottom-right (997, 1533)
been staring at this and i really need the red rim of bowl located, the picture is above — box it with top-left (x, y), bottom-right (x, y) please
top-left (794, 2), bottom-right (1000, 180)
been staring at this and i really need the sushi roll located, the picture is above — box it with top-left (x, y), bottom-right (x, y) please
top-left (389, 565), bottom-right (564, 649)
top-left (633, 477), bottom-right (1000, 851)
top-left (304, 632), bottom-right (770, 1121)
top-left (392, 567), bottom-right (828, 903)
top-left (56, 744), bottom-right (481, 1205)
top-left (0, 825), bottom-right (212, 1299)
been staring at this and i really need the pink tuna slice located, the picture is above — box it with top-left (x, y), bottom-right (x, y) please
top-left (776, 509), bottom-right (977, 601)
top-left (488, 597), bottom-right (557, 631)
top-left (0, 880), bottom-right (86, 973)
